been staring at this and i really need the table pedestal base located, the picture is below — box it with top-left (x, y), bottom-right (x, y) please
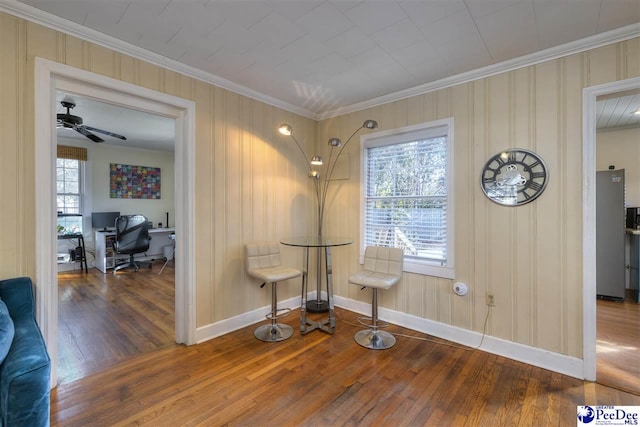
top-left (300, 246), bottom-right (335, 335)
top-left (280, 236), bottom-right (352, 336)
top-left (306, 299), bottom-right (329, 313)
top-left (301, 317), bottom-right (334, 335)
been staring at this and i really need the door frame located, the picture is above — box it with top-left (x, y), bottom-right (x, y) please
top-left (582, 76), bottom-right (640, 381)
top-left (34, 57), bottom-right (197, 384)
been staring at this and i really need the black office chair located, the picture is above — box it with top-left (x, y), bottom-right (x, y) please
top-left (112, 214), bottom-right (151, 273)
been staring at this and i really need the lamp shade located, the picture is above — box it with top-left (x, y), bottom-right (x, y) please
top-left (363, 120), bottom-right (378, 129)
top-left (277, 118), bottom-right (377, 236)
top-left (278, 123), bottom-right (292, 136)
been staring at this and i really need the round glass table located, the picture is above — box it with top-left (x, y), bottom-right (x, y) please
top-left (280, 236), bottom-right (352, 335)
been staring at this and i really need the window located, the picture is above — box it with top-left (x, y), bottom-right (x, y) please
top-left (57, 158), bottom-right (81, 214)
top-left (56, 145), bottom-right (86, 234)
top-left (361, 118), bottom-right (454, 278)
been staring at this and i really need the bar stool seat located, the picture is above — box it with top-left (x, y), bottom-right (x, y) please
top-left (349, 246), bottom-right (403, 350)
top-left (246, 242), bottom-right (302, 342)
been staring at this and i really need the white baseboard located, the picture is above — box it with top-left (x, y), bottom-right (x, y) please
top-left (56, 262), bottom-right (83, 272)
top-left (195, 293), bottom-right (307, 343)
top-left (195, 292), bottom-right (584, 379)
top-left (333, 295), bottom-right (584, 379)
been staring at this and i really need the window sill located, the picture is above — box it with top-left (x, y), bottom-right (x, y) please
top-left (404, 259), bottom-right (454, 279)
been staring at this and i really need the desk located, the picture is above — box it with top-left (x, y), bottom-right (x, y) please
top-left (95, 228), bottom-right (176, 273)
top-left (57, 233), bottom-right (88, 273)
top-left (280, 236), bottom-right (352, 334)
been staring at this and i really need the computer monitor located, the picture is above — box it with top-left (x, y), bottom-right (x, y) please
top-left (91, 211), bottom-right (120, 231)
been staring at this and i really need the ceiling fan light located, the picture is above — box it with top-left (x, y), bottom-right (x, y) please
top-left (311, 155), bottom-right (323, 165)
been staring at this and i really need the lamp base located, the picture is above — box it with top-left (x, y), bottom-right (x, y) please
top-left (306, 299), bottom-right (329, 313)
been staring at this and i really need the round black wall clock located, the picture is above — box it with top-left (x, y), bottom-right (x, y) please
top-left (480, 148), bottom-right (548, 206)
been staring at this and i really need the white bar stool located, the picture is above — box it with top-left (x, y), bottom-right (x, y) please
top-left (245, 242), bottom-right (302, 342)
top-left (348, 246), bottom-right (404, 350)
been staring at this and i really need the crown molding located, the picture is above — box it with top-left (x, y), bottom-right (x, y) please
top-left (0, 0), bottom-right (318, 120)
top-left (317, 23), bottom-right (640, 120)
top-left (2, 0), bottom-right (638, 122)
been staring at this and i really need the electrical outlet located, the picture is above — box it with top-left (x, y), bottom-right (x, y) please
top-left (486, 292), bottom-right (496, 307)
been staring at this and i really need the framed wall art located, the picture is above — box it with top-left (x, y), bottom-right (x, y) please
top-left (110, 163), bottom-right (161, 199)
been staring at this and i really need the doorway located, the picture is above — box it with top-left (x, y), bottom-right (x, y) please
top-left (34, 58), bottom-right (197, 384)
top-left (55, 92), bottom-right (179, 383)
top-left (583, 76), bottom-right (640, 389)
top-left (594, 89), bottom-right (640, 394)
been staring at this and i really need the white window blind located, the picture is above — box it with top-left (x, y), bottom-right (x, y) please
top-left (361, 119), bottom-right (454, 278)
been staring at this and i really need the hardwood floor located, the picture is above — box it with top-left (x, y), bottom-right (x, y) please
top-left (52, 272), bottom-right (640, 426)
top-left (57, 261), bottom-right (176, 385)
top-left (596, 293), bottom-right (640, 395)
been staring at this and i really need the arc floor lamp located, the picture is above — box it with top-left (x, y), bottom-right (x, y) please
top-left (278, 119), bottom-right (378, 312)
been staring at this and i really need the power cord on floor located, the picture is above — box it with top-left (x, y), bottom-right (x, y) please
top-left (335, 305), bottom-right (492, 352)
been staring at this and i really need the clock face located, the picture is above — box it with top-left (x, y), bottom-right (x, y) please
top-left (481, 149), bottom-right (548, 206)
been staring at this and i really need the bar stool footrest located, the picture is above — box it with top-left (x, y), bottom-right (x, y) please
top-left (356, 316), bottom-right (389, 329)
top-left (266, 307), bottom-right (292, 321)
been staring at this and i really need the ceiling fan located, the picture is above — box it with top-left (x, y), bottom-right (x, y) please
top-left (56, 97), bottom-right (127, 143)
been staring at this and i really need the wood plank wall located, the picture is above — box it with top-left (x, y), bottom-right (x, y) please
top-left (1, 10), bottom-right (639, 360)
top-left (0, 12), bottom-right (317, 327)
top-left (317, 38), bottom-right (640, 359)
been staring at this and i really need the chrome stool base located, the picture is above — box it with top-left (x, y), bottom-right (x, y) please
top-left (254, 323), bottom-right (293, 342)
top-left (354, 329), bottom-right (396, 350)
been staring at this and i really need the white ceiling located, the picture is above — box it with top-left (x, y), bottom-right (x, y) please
top-left (596, 90), bottom-right (640, 131)
top-left (6, 0), bottom-right (638, 149)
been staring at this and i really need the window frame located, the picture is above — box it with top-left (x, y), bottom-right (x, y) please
top-left (360, 118), bottom-right (455, 279)
top-left (56, 157), bottom-right (85, 234)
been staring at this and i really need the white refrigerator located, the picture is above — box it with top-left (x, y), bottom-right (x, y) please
top-left (596, 169), bottom-right (626, 300)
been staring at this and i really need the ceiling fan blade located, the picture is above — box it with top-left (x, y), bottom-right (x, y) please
top-left (57, 119), bottom-right (75, 129)
top-left (75, 126), bottom-right (104, 143)
top-left (84, 125), bottom-right (127, 141)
